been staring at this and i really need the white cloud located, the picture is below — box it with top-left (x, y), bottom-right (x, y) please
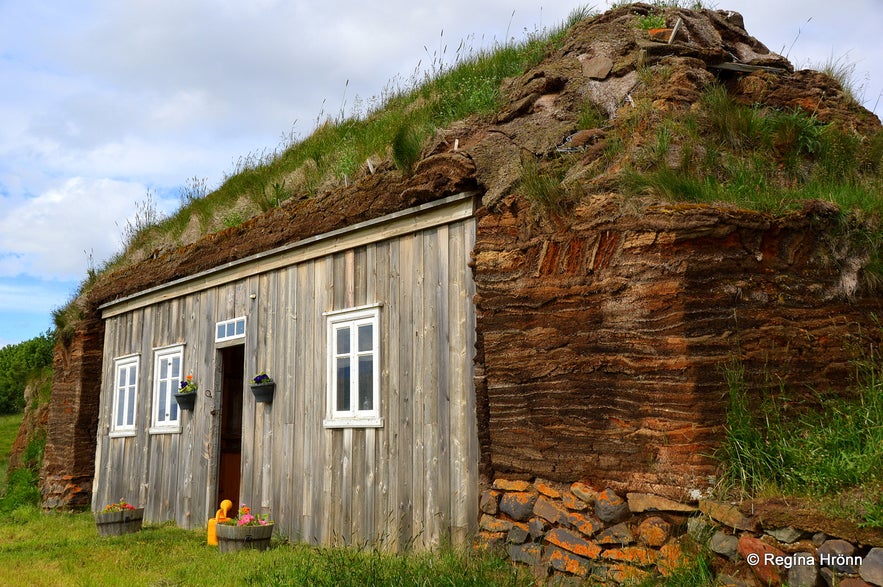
top-left (0, 177), bottom-right (151, 279)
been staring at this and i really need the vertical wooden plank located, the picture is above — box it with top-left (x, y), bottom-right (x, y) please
top-left (203, 288), bottom-right (220, 521)
top-left (318, 256), bottom-right (334, 545)
top-left (298, 261), bottom-right (316, 542)
top-left (236, 280), bottom-right (254, 513)
top-left (377, 239), bottom-right (396, 549)
top-left (270, 268), bottom-right (289, 529)
top-left (139, 306), bottom-right (154, 512)
top-left (447, 220), bottom-right (468, 543)
top-left (93, 316), bottom-right (115, 510)
top-left (434, 223), bottom-right (451, 547)
top-left (256, 272), bottom-right (274, 513)
top-left (397, 233), bottom-right (414, 550)
top-left (420, 227), bottom-right (441, 549)
top-left (342, 249), bottom-right (356, 544)
top-left (412, 230), bottom-right (427, 548)
top-left (364, 243), bottom-right (379, 545)
top-left (340, 427), bottom-right (353, 545)
top-left (463, 216), bottom-right (480, 541)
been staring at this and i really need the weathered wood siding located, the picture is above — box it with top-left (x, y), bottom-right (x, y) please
top-left (93, 195), bottom-right (478, 549)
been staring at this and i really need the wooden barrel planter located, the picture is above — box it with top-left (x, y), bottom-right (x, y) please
top-left (216, 523), bottom-right (274, 552)
top-left (95, 508), bottom-right (144, 536)
top-left (250, 382), bottom-right (275, 403)
top-left (174, 392), bottom-right (196, 410)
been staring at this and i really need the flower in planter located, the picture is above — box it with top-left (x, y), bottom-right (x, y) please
top-left (178, 374), bottom-right (197, 394)
top-left (103, 499), bottom-right (137, 513)
top-left (252, 372), bottom-right (273, 385)
top-left (222, 503), bottom-right (272, 527)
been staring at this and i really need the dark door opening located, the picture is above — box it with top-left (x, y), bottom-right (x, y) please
top-left (217, 345), bottom-right (244, 507)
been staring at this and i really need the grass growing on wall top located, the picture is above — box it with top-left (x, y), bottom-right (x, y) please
top-left (617, 84), bottom-right (883, 216)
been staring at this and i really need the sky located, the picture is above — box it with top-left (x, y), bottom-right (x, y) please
top-left (0, 1), bottom-right (881, 347)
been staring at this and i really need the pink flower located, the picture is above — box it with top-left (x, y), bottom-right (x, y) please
top-left (238, 513), bottom-right (255, 526)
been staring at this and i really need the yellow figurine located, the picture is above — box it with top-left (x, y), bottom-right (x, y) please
top-left (207, 499), bottom-right (233, 545)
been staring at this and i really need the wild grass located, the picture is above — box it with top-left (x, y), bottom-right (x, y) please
top-left (618, 83), bottom-right (883, 221)
top-left (716, 353), bottom-right (883, 527)
top-left (0, 414), bottom-right (22, 489)
top-left (519, 157), bottom-right (570, 213)
top-left (0, 510), bottom-right (533, 587)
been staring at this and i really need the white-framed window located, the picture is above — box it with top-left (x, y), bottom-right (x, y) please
top-left (216, 317), bottom-right (246, 343)
top-left (323, 305), bottom-right (382, 428)
top-left (151, 345), bottom-right (184, 433)
top-left (110, 355), bottom-right (139, 437)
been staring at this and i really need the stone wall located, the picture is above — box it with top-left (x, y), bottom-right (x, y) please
top-left (480, 477), bottom-right (883, 585)
top-left (472, 194), bottom-right (883, 498)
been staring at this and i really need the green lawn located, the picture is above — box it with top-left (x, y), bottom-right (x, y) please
top-left (0, 508), bottom-right (532, 587)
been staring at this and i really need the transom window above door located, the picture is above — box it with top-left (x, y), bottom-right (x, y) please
top-left (216, 317), bottom-right (246, 342)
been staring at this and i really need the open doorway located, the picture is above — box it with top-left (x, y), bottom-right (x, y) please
top-left (217, 344), bottom-right (244, 506)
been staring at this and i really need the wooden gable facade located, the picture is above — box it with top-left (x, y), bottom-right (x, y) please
top-left (92, 192), bottom-right (479, 549)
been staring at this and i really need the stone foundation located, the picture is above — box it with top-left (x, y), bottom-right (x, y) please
top-left (479, 477), bottom-right (883, 586)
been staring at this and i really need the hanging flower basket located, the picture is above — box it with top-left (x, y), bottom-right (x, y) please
top-left (216, 522), bottom-right (274, 552)
top-left (250, 373), bottom-right (275, 403)
top-left (174, 391), bottom-right (196, 410)
top-left (95, 501), bottom-right (144, 536)
top-left (175, 374), bottom-right (197, 410)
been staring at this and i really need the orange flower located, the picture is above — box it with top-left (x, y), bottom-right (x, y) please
top-left (186, 374), bottom-right (193, 381)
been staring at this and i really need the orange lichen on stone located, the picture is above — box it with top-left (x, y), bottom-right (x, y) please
top-left (637, 516), bottom-right (671, 548)
top-left (566, 511), bottom-right (604, 538)
top-left (477, 530), bottom-right (506, 545)
top-left (493, 479), bottom-right (531, 492)
top-left (570, 482), bottom-right (598, 504)
top-left (561, 492), bottom-right (588, 511)
top-left (602, 546), bottom-right (658, 567)
top-left (607, 563), bottom-right (650, 584)
top-left (547, 546), bottom-right (590, 577)
top-left (534, 481), bottom-right (561, 499)
top-left (534, 495), bottom-right (570, 525)
top-left (545, 528), bottom-right (602, 559)
top-left (479, 514), bottom-right (512, 533)
top-left (657, 542), bottom-right (685, 577)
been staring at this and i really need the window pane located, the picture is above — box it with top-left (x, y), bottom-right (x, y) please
top-left (358, 355), bottom-right (373, 410)
top-left (227, 323), bottom-right (235, 337)
top-left (126, 386), bottom-right (136, 426)
top-left (336, 326), bottom-right (350, 355)
top-left (336, 357), bottom-right (350, 411)
top-left (158, 381), bottom-right (167, 422)
top-left (118, 369), bottom-right (126, 388)
top-left (170, 401), bottom-right (178, 422)
top-left (358, 324), bottom-right (373, 352)
top-left (235, 319), bottom-right (245, 335)
top-left (160, 360), bottom-right (168, 379)
top-left (171, 356), bottom-right (180, 378)
top-left (128, 366), bottom-right (137, 386)
top-left (116, 388), bottom-right (125, 427)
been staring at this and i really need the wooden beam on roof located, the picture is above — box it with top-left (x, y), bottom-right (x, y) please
top-left (710, 62), bottom-right (789, 75)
